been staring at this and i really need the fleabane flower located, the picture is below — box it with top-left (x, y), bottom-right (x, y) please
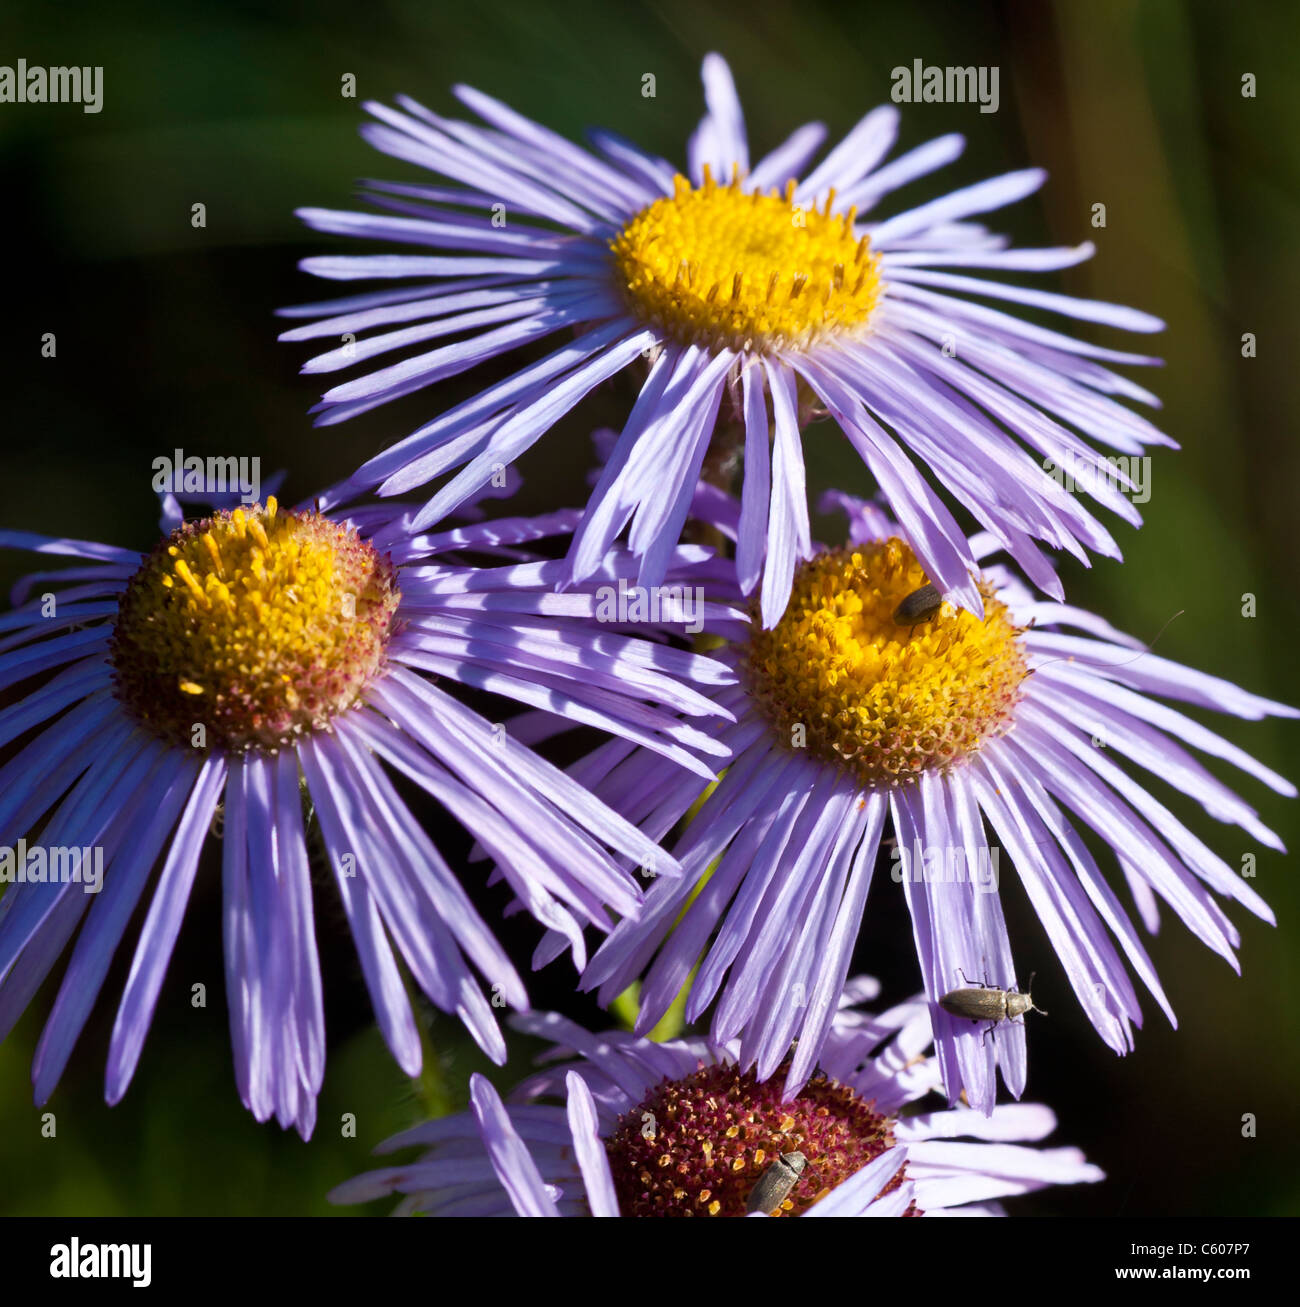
top-left (573, 491), bottom-right (1295, 1113)
top-left (329, 979), bottom-right (1102, 1217)
top-left (281, 53), bottom-right (1170, 627)
top-left (0, 494), bottom-right (738, 1136)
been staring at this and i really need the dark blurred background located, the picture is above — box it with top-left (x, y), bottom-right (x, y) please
top-left (0, 0), bottom-right (1296, 1216)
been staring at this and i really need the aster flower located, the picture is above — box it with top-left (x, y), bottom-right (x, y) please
top-left (0, 493), bottom-right (738, 1136)
top-left (329, 978), bottom-right (1102, 1217)
top-left (281, 52), bottom-right (1170, 628)
top-left (570, 490), bottom-right (1295, 1113)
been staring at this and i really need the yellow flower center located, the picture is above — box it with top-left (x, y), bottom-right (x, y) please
top-left (744, 541), bottom-right (1028, 785)
top-left (610, 167), bottom-right (883, 353)
top-left (110, 498), bottom-right (399, 752)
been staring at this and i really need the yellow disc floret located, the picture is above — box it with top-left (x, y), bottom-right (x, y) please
top-left (111, 499), bottom-right (399, 752)
top-left (610, 167), bottom-right (883, 353)
top-left (745, 541), bottom-right (1028, 785)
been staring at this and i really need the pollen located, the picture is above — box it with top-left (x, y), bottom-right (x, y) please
top-left (110, 499), bottom-right (400, 752)
top-left (610, 168), bottom-right (883, 353)
top-left (745, 541), bottom-right (1028, 786)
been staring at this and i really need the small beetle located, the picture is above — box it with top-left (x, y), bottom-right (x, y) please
top-left (892, 583), bottom-right (943, 627)
top-left (938, 971), bottom-right (1046, 1044)
top-left (745, 1151), bottom-right (813, 1216)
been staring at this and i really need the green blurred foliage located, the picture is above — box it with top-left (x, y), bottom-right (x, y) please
top-left (0, 0), bottom-right (1296, 1215)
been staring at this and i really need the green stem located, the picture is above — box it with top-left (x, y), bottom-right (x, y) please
top-left (398, 963), bottom-right (454, 1119)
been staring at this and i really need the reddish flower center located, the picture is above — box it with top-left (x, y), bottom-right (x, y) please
top-left (604, 1062), bottom-right (912, 1217)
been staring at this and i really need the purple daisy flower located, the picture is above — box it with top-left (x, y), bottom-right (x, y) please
top-left (329, 977), bottom-right (1103, 1217)
top-left (280, 53), bottom-right (1170, 628)
top-left (0, 493), bottom-right (738, 1136)
top-left (570, 490), bottom-right (1295, 1114)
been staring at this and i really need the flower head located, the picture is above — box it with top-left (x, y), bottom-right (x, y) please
top-left (572, 490), bottom-right (1296, 1113)
top-left (282, 54), bottom-right (1170, 628)
top-left (0, 493), bottom-right (738, 1135)
top-left (329, 980), bottom-right (1103, 1217)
